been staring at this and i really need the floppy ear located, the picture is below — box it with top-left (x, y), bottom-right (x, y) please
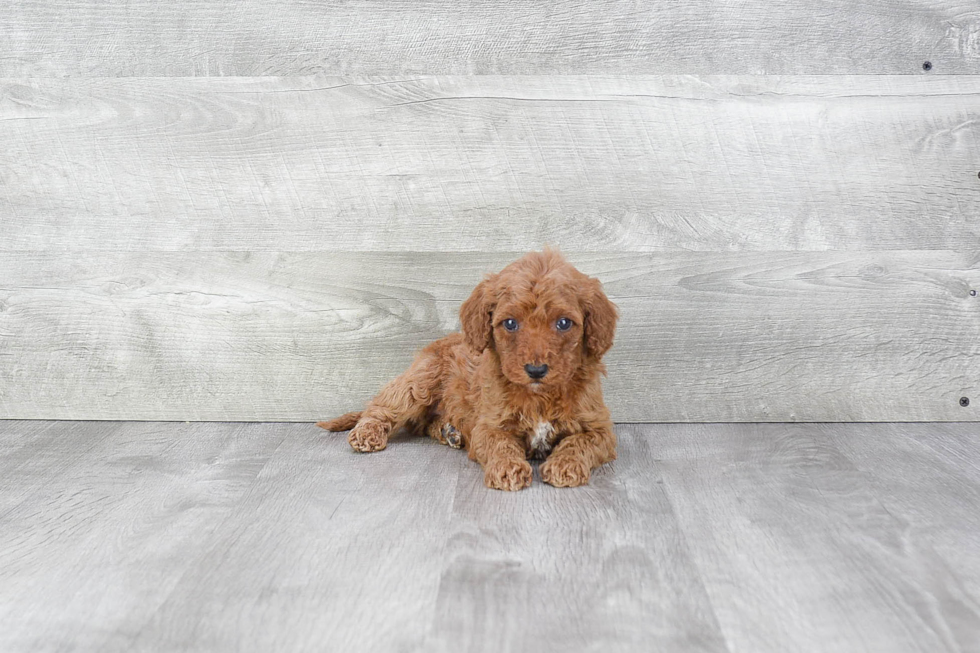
top-left (582, 278), bottom-right (618, 359)
top-left (460, 276), bottom-right (496, 352)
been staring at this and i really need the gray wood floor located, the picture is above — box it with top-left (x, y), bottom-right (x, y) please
top-left (1, 421), bottom-right (978, 652)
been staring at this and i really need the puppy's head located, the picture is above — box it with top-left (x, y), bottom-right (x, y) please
top-left (460, 250), bottom-right (618, 389)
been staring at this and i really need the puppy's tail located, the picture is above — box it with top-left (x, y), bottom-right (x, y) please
top-left (316, 411), bottom-right (362, 432)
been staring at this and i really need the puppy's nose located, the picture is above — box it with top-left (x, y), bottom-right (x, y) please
top-left (524, 364), bottom-right (548, 380)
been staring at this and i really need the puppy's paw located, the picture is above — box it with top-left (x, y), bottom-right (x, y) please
top-left (348, 421), bottom-right (389, 453)
top-left (540, 454), bottom-right (591, 487)
top-left (484, 458), bottom-right (533, 491)
top-left (441, 424), bottom-right (463, 449)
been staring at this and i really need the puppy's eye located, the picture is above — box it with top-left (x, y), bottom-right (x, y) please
top-left (556, 317), bottom-right (573, 331)
top-left (502, 318), bottom-right (519, 332)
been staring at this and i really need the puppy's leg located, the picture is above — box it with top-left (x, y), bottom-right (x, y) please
top-left (470, 424), bottom-right (533, 491)
top-left (347, 352), bottom-right (442, 453)
top-left (540, 425), bottom-right (617, 488)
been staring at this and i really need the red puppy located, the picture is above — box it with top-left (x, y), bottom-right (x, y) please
top-left (317, 250), bottom-right (618, 491)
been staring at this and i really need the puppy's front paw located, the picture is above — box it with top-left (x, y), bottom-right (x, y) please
top-left (348, 421), bottom-right (389, 453)
top-left (484, 458), bottom-right (533, 491)
top-left (540, 454), bottom-right (591, 487)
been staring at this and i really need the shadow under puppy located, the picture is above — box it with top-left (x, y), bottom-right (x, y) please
top-left (317, 250), bottom-right (618, 491)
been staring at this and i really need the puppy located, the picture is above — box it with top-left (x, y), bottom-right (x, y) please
top-left (317, 250), bottom-right (618, 491)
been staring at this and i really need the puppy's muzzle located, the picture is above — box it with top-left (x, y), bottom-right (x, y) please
top-left (524, 364), bottom-right (548, 380)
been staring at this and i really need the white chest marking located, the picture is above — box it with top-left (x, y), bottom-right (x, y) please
top-left (530, 421), bottom-right (555, 457)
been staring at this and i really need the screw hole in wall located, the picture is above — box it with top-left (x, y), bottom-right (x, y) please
top-left (972, 290), bottom-right (978, 297)
top-left (961, 397), bottom-right (971, 407)
top-left (922, 61), bottom-right (933, 71)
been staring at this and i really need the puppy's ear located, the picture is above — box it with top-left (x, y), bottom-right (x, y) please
top-left (460, 276), bottom-right (496, 352)
top-left (582, 278), bottom-right (618, 359)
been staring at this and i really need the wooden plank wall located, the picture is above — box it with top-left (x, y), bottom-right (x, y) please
top-left (1, 2), bottom-right (978, 421)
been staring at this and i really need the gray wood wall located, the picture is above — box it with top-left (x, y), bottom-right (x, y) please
top-left (1, 2), bottom-right (978, 421)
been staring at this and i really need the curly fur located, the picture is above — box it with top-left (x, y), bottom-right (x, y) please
top-left (317, 250), bottom-right (618, 491)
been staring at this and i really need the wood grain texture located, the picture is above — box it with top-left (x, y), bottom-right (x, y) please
top-left (0, 422), bottom-right (288, 652)
top-left (826, 422), bottom-right (980, 650)
top-left (423, 429), bottom-right (726, 652)
top-left (639, 422), bottom-right (980, 652)
top-left (1, 1), bottom-right (978, 76)
top-left (1, 251), bottom-right (976, 422)
top-left (2, 421), bottom-right (980, 652)
top-left (127, 427), bottom-right (461, 652)
top-left (0, 421), bottom-right (122, 516)
top-left (2, 76), bottom-right (979, 252)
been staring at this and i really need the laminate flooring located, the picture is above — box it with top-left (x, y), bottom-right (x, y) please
top-left (1, 421), bottom-right (978, 652)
